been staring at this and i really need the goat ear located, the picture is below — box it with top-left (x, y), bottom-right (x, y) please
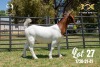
top-left (69, 14), bottom-right (73, 19)
top-left (69, 14), bottom-right (75, 24)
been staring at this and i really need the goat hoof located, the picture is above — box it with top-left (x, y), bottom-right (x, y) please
top-left (34, 57), bottom-right (38, 59)
top-left (59, 54), bottom-right (63, 58)
top-left (49, 57), bottom-right (53, 59)
top-left (21, 54), bottom-right (26, 58)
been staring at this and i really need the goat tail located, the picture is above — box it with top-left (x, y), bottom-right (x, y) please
top-left (24, 18), bottom-right (32, 29)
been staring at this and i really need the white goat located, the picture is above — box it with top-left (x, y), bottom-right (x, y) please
top-left (22, 13), bottom-right (74, 59)
top-left (22, 18), bottom-right (63, 59)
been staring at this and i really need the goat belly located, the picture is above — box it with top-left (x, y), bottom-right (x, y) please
top-left (35, 37), bottom-right (52, 43)
top-left (34, 31), bottom-right (59, 44)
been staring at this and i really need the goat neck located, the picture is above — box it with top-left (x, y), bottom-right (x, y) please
top-left (57, 14), bottom-right (70, 36)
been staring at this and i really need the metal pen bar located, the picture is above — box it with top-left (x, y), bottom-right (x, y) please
top-left (98, 14), bottom-right (100, 45)
top-left (80, 13), bottom-right (85, 48)
top-left (9, 16), bottom-right (12, 51)
top-left (66, 31), bottom-right (69, 49)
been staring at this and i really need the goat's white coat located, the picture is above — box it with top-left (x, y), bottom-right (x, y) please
top-left (22, 18), bottom-right (63, 59)
top-left (25, 24), bottom-right (62, 43)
